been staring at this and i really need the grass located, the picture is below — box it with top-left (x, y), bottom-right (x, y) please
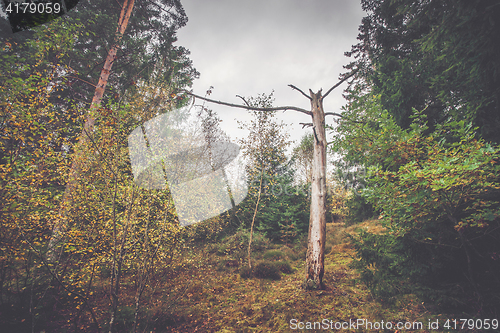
top-left (19, 221), bottom-right (446, 332)
top-left (139, 221), bottom-right (440, 332)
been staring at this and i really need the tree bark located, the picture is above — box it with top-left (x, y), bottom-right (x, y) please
top-left (304, 90), bottom-right (327, 290)
top-left (47, 0), bottom-right (136, 262)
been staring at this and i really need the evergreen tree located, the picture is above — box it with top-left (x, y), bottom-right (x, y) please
top-left (345, 0), bottom-right (500, 142)
top-left (255, 161), bottom-right (310, 243)
top-left (1, 0), bottom-right (199, 149)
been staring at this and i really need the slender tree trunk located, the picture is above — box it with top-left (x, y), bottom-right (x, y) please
top-left (47, 0), bottom-right (136, 262)
top-left (304, 89), bottom-right (327, 290)
top-left (247, 171), bottom-right (264, 269)
top-left (109, 182), bottom-right (136, 333)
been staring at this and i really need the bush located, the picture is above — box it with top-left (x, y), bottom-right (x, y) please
top-left (356, 119), bottom-right (500, 314)
top-left (292, 242), bottom-right (307, 260)
top-left (217, 259), bottom-right (240, 272)
top-left (114, 306), bottom-right (136, 331)
top-left (216, 229), bottom-right (270, 258)
top-left (327, 185), bottom-right (350, 223)
top-left (239, 260), bottom-right (292, 279)
top-left (279, 246), bottom-right (300, 261)
top-left (275, 261), bottom-right (293, 274)
top-left (253, 261), bottom-right (281, 280)
top-left (182, 215), bottom-right (232, 243)
top-left (345, 193), bottom-right (375, 225)
top-left (239, 266), bottom-right (253, 279)
top-left (238, 171), bottom-right (310, 243)
top-left (262, 249), bottom-right (285, 260)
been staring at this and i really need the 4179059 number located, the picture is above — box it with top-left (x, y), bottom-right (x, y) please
top-left (444, 319), bottom-right (498, 330)
top-left (5, 2), bottom-right (62, 15)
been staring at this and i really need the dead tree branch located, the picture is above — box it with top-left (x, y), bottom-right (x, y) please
top-left (312, 127), bottom-right (320, 144)
top-left (324, 112), bottom-right (344, 117)
top-left (288, 84), bottom-right (312, 100)
top-left (235, 95), bottom-right (251, 107)
top-left (182, 90), bottom-right (313, 116)
top-left (322, 69), bottom-right (359, 100)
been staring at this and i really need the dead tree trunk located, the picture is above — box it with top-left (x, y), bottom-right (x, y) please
top-left (304, 89), bottom-right (327, 290)
top-left (47, 0), bottom-right (136, 262)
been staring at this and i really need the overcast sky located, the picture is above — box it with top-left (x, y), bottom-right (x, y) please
top-left (175, 0), bottom-right (366, 151)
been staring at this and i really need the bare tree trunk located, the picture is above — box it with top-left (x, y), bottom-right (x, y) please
top-left (247, 171), bottom-right (264, 269)
top-left (304, 90), bottom-right (327, 290)
top-left (47, 0), bottom-right (136, 262)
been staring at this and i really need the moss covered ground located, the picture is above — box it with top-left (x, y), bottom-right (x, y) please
top-left (137, 221), bottom-right (446, 332)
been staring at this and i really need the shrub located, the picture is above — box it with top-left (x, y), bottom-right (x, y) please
top-left (182, 215), bottom-right (230, 243)
top-left (327, 185), bottom-right (351, 223)
top-left (279, 246), bottom-right (300, 261)
top-left (250, 231), bottom-right (271, 252)
top-left (356, 119), bottom-right (500, 314)
top-left (216, 229), bottom-right (270, 258)
top-left (206, 243), bottom-right (219, 254)
top-left (275, 261), bottom-right (293, 274)
top-left (292, 242), bottom-right (307, 261)
top-left (239, 266), bottom-right (253, 279)
top-left (262, 249), bottom-right (285, 260)
top-left (217, 259), bottom-right (240, 272)
top-left (253, 261), bottom-right (281, 280)
top-left (345, 193), bottom-right (375, 225)
top-left (249, 172), bottom-right (310, 243)
top-left (285, 251), bottom-right (299, 261)
top-left (114, 306), bottom-right (136, 331)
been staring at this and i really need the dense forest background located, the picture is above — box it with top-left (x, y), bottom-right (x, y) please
top-left (336, 0), bottom-right (500, 316)
top-left (1, 0), bottom-right (499, 332)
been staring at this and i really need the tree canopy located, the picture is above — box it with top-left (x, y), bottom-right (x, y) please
top-left (345, 0), bottom-right (500, 142)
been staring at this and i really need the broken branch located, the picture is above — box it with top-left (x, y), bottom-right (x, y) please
top-left (324, 112), bottom-right (343, 117)
top-left (322, 69), bottom-right (359, 100)
top-left (181, 90), bottom-right (312, 116)
top-left (288, 84), bottom-right (312, 100)
top-left (235, 95), bottom-right (251, 107)
top-left (312, 126), bottom-right (320, 144)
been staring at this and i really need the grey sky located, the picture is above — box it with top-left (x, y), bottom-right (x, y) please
top-left (175, 0), bottom-right (366, 150)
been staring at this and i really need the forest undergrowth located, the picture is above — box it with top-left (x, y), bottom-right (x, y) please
top-left (132, 221), bottom-right (445, 333)
top-left (1, 219), bottom-right (485, 332)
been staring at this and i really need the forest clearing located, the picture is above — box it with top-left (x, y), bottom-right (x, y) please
top-left (148, 221), bottom-right (438, 333)
top-left (1, 0), bottom-right (499, 332)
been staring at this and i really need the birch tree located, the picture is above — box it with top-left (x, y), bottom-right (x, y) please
top-left (237, 93), bottom-right (290, 269)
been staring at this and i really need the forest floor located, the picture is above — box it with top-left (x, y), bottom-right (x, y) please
top-left (133, 220), bottom-right (446, 333)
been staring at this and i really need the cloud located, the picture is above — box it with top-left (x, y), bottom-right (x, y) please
top-left (176, 0), bottom-right (365, 148)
